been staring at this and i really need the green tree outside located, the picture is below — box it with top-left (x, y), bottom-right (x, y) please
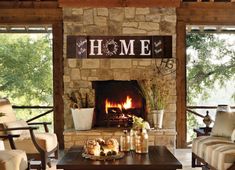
top-left (0, 34), bottom-right (53, 128)
top-left (186, 33), bottom-right (235, 142)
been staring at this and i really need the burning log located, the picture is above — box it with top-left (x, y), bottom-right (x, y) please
top-left (107, 107), bottom-right (122, 114)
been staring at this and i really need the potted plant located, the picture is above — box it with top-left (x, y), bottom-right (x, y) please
top-left (139, 79), bottom-right (169, 129)
top-left (65, 91), bottom-right (94, 130)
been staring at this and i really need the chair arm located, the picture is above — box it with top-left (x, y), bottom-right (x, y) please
top-left (27, 122), bottom-right (51, 132)
top-left (0, 126), bottom-right (38, 132)
top-left (0, 134), bottom-right (20, 139)
top-left (0, 126), bottom-right (39, 150)
top-left (0, 134), bottom-right (20, 149)
top-left (0, 126), bottom-right (46, 154)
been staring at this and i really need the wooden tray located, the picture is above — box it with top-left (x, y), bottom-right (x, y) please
top-left (82, 152), bottom-right (125, 161)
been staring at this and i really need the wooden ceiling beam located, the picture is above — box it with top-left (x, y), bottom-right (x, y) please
top-left (178, 2), bottom-right (235, 24)
top-left (0, 9), bottom-right (62, 24)
top-left (181, 2), bottom-right (235, 9)
top-left (178, 8), bottom-right (235, 24)
top-left (0, 1), bottom-right (59, 9)
top-left (59, 0), bottom-right (180, 8)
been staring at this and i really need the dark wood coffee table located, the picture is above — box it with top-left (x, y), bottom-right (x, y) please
top-left (57, 146), bottom-right (182, 170)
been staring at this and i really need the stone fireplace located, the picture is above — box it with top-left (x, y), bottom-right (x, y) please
top-left (63, 7), bottom-right (177, 151)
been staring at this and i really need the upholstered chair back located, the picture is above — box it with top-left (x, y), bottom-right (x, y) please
top-left (0, 98), bottom-right (16, 124)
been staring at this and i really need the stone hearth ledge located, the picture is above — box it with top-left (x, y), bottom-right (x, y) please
top-left (64, 128), bottom-right (176, 153)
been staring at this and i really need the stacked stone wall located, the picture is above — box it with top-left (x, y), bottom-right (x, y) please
top-left (63, 8), bottom-right (177, 132)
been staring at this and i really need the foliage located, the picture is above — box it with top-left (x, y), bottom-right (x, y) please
top-left (139, 78), bottom-right (169, 110)
top-left (187, 112), bottom-right (199, 142)
top-left (0, 34), bottom-right (53, 106)
top-left (187, 33), bottom-right (235, 103)
top-left (132, 115), bottom-right (150, 130)
top-left (0, 34), bottom-right (53, 132)
top-left (186, 33), bottom-right (235, 142)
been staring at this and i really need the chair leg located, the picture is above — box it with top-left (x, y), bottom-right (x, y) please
top-left (47, 161), bottom-right (52, 168)
top-left (202, 165), bottom-right (210, 170)
top-left (55, 145), bottom-right (59, 159)
top-left (27, 161), bottom-right (30, 170)
top-left (40, 153), bottom-right (47, 170)
top-left (192, 153), bottom-right (196, 167)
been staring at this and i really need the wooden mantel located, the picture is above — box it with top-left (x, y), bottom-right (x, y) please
top-left (59, 0), bottom-right (180, 8)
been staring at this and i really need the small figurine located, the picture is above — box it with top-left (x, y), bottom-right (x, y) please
top-left (203, 111), bottom-right (212, 128)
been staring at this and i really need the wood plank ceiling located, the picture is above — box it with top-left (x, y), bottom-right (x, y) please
top-left (0, 0), bottom-right (58, 8)
top-left (0, 0), bottom-right (61, 31)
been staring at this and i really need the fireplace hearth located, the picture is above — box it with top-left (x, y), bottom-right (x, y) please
top-left (92, 80), bottom-right (146, 127)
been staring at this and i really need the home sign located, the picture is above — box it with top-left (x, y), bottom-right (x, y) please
top-left (67, 36), bottom-right (172, 58)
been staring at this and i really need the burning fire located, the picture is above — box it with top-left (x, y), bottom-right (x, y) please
top-left (105, 96), bottom-right (132, 113)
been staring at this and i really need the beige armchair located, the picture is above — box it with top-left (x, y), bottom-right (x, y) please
top-left (0, 98), bottom-right (58, 170)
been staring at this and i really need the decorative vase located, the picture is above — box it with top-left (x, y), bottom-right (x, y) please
top-left (135, 128), bottom-right (148, 153)
top-left (71, 108), bottom-right (94, 130)
top-left (152, 110), bottom-right (164, 129)
top-left (203, 111), bottom-right (212, 127)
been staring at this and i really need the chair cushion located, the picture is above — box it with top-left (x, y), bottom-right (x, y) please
top-left (4, 132), bottom-right (58, 154)
top-left (204, 143), bottom-right (225, 165)
top-left (192, 136), bottom-right (208, 155)
top-left (192, 136), bottom-right (231, 158)
top-left (211, 111), bottom-right (235, 138)
top-left (211, 144), bottom-right (235, 170)
top-left (0, 150), bottom-right (28, 170)
top-left (4, 120), bottom-right (29, 136)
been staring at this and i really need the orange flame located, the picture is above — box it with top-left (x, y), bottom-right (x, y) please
top-left (105, 96), bottom-right (132, 113)
top-left (123, 96), bottom-right (132, 109)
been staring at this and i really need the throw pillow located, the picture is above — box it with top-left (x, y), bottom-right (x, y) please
top-left (211, 111), bottom-right (235, 138)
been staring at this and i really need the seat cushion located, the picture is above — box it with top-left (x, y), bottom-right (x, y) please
top-left (210, 144), bottom-right (235, 170)
top-left (0, 150), bottom-right (28, 170)
top-left (204, 143), bottom-right (228, 165)
top-left (192, 136), bottom-right (208, 155)
top-left (4, 132), bottom-right (58, 154)
top-left (192, 136), bottom-right (231, 158)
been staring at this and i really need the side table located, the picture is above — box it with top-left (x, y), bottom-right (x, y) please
top-left (193, 127), bottom-right (212, 137)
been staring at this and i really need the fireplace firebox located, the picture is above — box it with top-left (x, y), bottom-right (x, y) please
top-left (92, 80), bottom-right (146, 127)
